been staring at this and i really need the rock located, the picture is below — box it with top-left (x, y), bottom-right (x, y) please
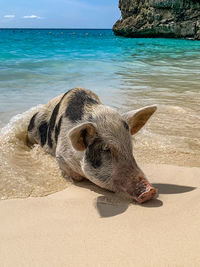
top-left (113, 0), bottom-right (200, 40)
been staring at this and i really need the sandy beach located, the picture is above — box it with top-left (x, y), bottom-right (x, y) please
top-left (1, 163), bottom-right (200, 267)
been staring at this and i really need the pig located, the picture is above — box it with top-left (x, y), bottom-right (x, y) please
top-left (27, 87), bottom-right (157, 203)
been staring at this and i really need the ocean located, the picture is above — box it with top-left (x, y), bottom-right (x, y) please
top-left (0, 29), bottom-right (199, 200)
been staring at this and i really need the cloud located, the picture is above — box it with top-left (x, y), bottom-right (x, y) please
top-left (22, 15), bottom-right (44, 19)
top-left (4, 15), bottom-right (15, 19)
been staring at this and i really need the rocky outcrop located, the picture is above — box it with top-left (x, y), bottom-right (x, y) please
top-left (113, 0), bottom-right (200, 39)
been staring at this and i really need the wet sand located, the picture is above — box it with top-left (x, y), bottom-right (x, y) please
top-left (1, 164), bottom-right (200, 267)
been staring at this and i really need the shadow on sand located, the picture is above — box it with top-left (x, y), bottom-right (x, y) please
top-left (74, 180), bottom-right (196, 218)
top-left (152, 183), bottom-right (196, 194)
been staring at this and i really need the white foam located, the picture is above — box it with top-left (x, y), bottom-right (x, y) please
top-left (0, 105), bottom-right (69, 200)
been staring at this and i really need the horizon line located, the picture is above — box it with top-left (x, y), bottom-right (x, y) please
top-left (0, 27), bottom-right (113, 30)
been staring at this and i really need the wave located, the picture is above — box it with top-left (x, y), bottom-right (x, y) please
top-left (0, 107), bottom-right (69, 200)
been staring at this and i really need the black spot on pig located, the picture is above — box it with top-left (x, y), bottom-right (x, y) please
top-left (28, 112), bottom-right (38, 132)
top-left (55, 116), bottom-right (63, 143)
top-left (47, 90), bottom-right (71, 148)
top-left (65, 90), bottom-right (98, 122)
top-left (86, 138), bottom-right (103, 168)
top-left (48, 102), bottom-right (60, 148)
top-left (39, 121), bottom-right (48, 146)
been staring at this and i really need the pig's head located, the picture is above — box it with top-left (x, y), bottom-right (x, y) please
top-left (68, 105), bottom-right (157, 203)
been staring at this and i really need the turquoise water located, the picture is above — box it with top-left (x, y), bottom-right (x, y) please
top-left (0, 29), bottom-right (200, 199)
top-left (0, 29), bottom-right (200, 124)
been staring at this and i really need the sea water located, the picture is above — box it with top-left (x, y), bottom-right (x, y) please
top-left (0, 29), bottom-right (200, 199)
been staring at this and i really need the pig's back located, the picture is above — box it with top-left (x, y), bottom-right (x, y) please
top-left (27, 87), bottom-right (101, 155)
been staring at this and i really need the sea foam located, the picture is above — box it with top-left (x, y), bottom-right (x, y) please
top-left (0, 107), bottom-right (68, 200)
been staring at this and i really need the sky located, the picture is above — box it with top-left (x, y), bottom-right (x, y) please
top-left (0, 0), bottom-right (121, 28)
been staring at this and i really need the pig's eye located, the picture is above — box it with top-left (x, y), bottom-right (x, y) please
top-left (102, 144), bottom-right (110, 152)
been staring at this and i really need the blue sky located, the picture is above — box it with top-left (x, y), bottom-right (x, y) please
top-left (0, 0), bottom-right (121, 28)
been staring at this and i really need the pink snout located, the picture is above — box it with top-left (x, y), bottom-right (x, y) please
top-left (120, 181), bottom-right (158, 203)
top-left (134, 185), bottom-right (158, 204)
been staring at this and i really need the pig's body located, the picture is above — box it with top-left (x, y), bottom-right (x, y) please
top-left (28, 87), bottom-right (157, 203)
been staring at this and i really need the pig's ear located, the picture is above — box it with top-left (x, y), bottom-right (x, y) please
top-left (122, 105), bottom-right (157, 135)
top-left (68, 122), bottom-right (97, 151)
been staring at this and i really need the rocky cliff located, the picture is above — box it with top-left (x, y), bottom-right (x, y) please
top-left (113, 0), bottom-right (200, 39)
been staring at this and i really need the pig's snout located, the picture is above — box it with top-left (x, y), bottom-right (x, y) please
top-left (134, 185), bottom-right (157, 204)
top-left (117, 175), bottom-right (158, 203)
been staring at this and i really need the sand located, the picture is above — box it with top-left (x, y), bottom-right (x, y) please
top-left (0, 163), bottom-right (200, 267)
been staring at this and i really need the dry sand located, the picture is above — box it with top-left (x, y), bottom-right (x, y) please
top-left (0, 164), bottom-right (200, 267)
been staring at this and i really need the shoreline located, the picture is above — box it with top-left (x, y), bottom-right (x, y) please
top-left (1, 163), bottom-right (200, 266)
